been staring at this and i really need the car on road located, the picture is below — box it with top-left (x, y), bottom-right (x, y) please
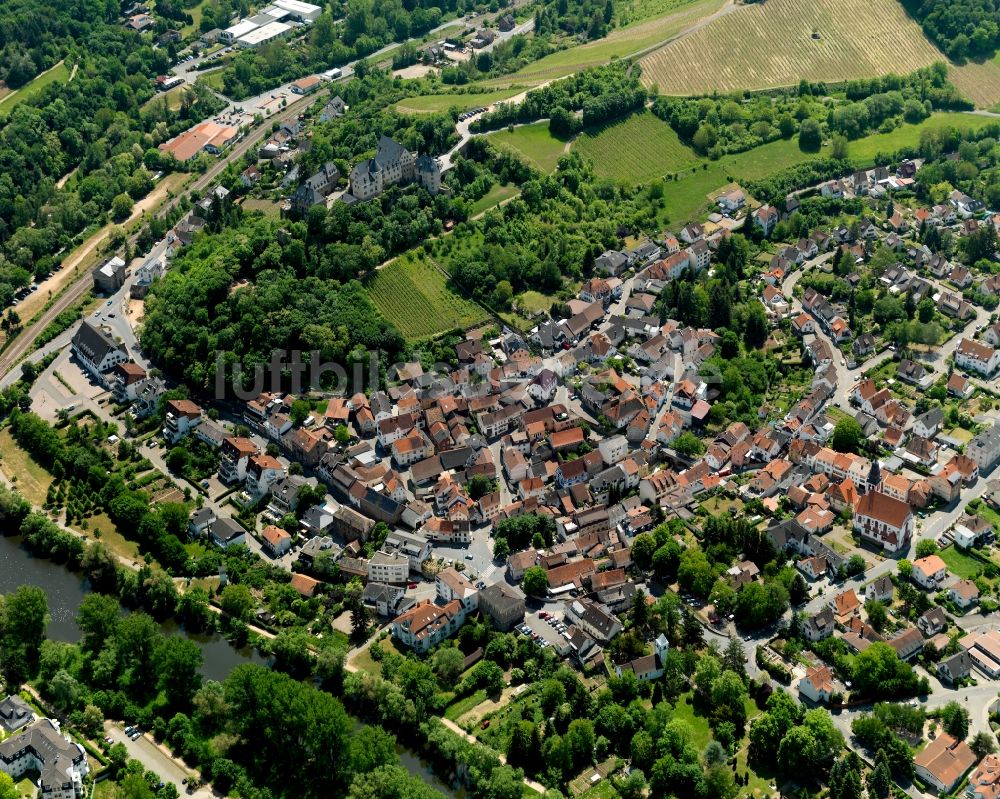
top-left (464, 553), bottom-right (473, 560)
top-left (407, 582), bottom-right (417, 589)
top-left (104, 736), bottom-right (114, 744)
top-left (108, 312), bottom-right (115, 318)
top-left (106, 300), bottom-right (112, 306)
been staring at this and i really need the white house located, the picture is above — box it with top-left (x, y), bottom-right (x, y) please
top-left (956, 338), bottom-right (1000, 376)
top-left (71, 322), bottom-right (128, 383)
top-left (0, 718), bottom-right (90, 799)
top-left (798, 665), bottom-right (834, 704)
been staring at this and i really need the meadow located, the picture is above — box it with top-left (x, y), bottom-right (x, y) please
top-left (366, 255), bottom-right (488, 341)
top-left (0, 60), bottom-right (70, 116)
top-left (394, 87), bottom-right (524, 114)
top-left (487, 121), bottom-right (569, 172)
top-left (639, 0), bottom-right (944, 95)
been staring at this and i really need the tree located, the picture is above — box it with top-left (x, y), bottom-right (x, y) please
top-left (867, 754), bottom-right (892, 799)
top-left (290, 399), bottom-right (311, 426)
top-left (154, 636), bottom-right (203, 709)
top-left (111, 192), bottom-right (134, 221)
top-left (2, 585), bottom-right (49, 676)
top-left (493, 537), bottom-right (510, 560)
top-left (940, 701), bottom-right (970, 739)
top-left (523, 566), bottom-right (549, 597)
top-left (832, 417), bottom-right (864, 454)
top-left (971, 730), bottom-right (997, 759)
top-left (673, 431), bottom-right (705, 457)
top-left (347, 765), bottom-right (443, 799)
top-left (220, 584), bottom-right (254, 620)
top-left (431, 646), bottom-right (465, 689)
top-left (799, 118), bottom-right (822, 151)
top-left (831, 134), bottom-right (849, 160)
top-left (865, 600), bottom-right (888, 632)
top-left (0, 773), bottom-right (18, 799)
top-left (76, 592), bottom-right (120, 654)
top-left (915, 539), bottom-right (939, 559)
top-left (631, 533), bottom-right (656, 570)
top-left (918, 298), bottom-right (935, 323)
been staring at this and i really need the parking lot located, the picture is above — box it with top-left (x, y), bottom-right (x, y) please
top-left (520, 609), bottom-right (569, 651)
top-left (105, 723), bottom-right (209, 796)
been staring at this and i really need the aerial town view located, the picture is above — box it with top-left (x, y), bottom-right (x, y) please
top-left (5, 0), bottom-right (1000, 798)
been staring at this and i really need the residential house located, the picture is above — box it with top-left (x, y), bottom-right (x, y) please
top-left (0, 718), bottom-right (90, 799)
top-left (92, 255), bottom-right (126, 293)
top-left (392, 600), bottom-right (467, 652)
top-left (918, 607), bottom-right (948, 637)
top-left (207, 518), bottom-right (247, 549)
top-left (798, 665), bottom-right (834, 704)
top-left (950, 579), bottom-right (980, 609)
top-left (912, 554), bottom-right (948, 589)
top-left (888, 627), bottom-right (924, 661)
top-left (956, 338), bottom-right (1000, 376)
top-left (71, 321), bottom-right (128, 382)
top-left (913, 733), bottom-right (976, 794)
top-left (968, 426), bottom-right (1000, 472)
top-left (368, 550), bottom-right (409, 584)
top-left (938, 651), bottom-right (973, 685)
top-left (261, 524), bottom-right (292, 557)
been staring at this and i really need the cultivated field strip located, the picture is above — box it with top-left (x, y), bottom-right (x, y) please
top-left (639, 0), bottom-right (944, 95)
top-left (367, 258), bottom-right (488, 341)
top-left (949, 61), bottom-right (1000, 109)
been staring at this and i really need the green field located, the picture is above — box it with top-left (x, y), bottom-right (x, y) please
top-left (367, 256), bottom-right (488, 340)
top-left (196, 68), bottom-right (227, 93)
top-left (939, 545), bottom-right (986, 580)
top-left (574, 110), bottom-right (699, 183)
top-left (488, 122), bottom-right (568, 173)
top-left (395, 87), bottom-right (523, 114)
top-left (469, 183), bottom-right (520, 215)
top-left (843, 111), bottom-right (998, 162)
top-left (0, 60), bottom-right (70, 116)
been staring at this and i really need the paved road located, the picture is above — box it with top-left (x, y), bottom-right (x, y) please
top-left (106, 723), bottom-right (211, 799)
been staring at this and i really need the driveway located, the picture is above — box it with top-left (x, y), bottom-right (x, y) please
top-left (105, 723), bottom-right (216, 798)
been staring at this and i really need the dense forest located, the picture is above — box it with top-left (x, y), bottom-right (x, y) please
top-left (0, 0), bottom-right (120, 88)
top-left (140, 212), bottom-right (405, 393)
top-left (0, 20), bottom-right (223, 305)
top-left (902, 0), bottom-right (1000, 60)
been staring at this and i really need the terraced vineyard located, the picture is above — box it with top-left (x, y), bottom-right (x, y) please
top-left (367, 256), bottom-right (488, 341)
top-left (949, 60), bottom-right (1000, 110)
top-left (639, 0), bottom-right (944, 95)
top-left (574, 111), bottom-right (699, 183)
top-left (483, 0), bottom-right (724, 87)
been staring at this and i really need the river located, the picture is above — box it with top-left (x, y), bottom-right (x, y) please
top-left (0, 534), bottom-right (460, 797)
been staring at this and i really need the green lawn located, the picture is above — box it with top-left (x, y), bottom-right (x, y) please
top-left (939, 545), bottom-right (986, 580)
top-left (488, 122), bottom-right (569, 173)
top-left (670, 693), bottom-right (712, 749)
top-left (196, 69), bottom-right (227, 93)
top-left (395, 87), bottom-right (524, 114)
top-left (469, 183), bottom-right (520, 215)
top-left (0, 61), bottom-right (70, 116)
top-left (15, 778), bottom-right (36, 799)
top-left (445, 689), bottom-right (489, 721)
top-left (844, 112), bottom-right (998, 163)
top-left (366, 254), bottom-right (488, 341)
top-left (575, 110), bottom-right (699, 183)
